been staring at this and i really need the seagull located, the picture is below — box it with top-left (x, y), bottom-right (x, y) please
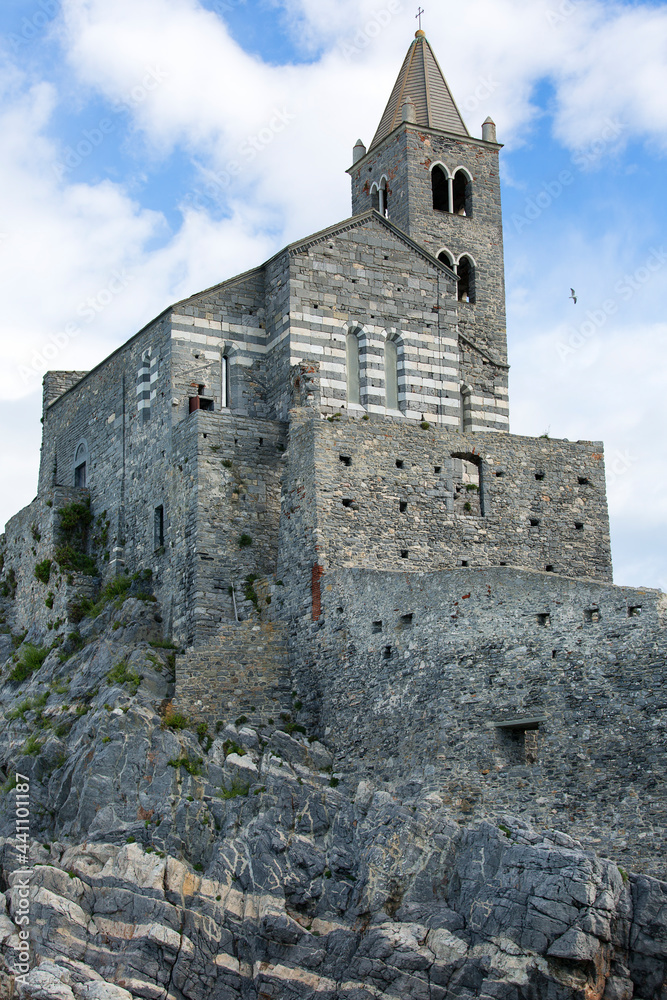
top-left (569, 288), bottom-right (577, 304)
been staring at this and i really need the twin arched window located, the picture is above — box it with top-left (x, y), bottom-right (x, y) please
top-left (371, 178), bottom-right (389, 218)
top-left (432, 165), bottom-right (472, 217)
top-left (438, 251), bottom-right (476, 304)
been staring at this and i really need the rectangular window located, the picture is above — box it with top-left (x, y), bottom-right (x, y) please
top-left (154, 505), bottom-right (164, 550)
top-left (75, 462), bottom-right (87, 488)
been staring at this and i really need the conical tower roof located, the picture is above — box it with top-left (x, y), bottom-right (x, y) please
top-left (369, 31), bottom-right (469, 151)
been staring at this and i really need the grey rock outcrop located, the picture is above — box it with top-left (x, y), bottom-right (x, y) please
top-left (0, 599), bottom-right (664, 999)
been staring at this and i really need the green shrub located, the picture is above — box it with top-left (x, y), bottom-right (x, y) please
top-left (329, 777), bottom-right (340, 788)
top-left (22, 734), bottom-right (43, 756)
top-left (34, 560), bottom-right (52, 585)
top-left (222, 459), bottom-right (233, 469)
top-left (219, 780), bottom-right (250, 799)
top-left (45, 592), bottom-right (54, 610)
top-left (168, 755), bottom-right (203, 776)
top-left (9, 644), bottom-right (49, 683)
top-left (0, 568), bottom-right (17, 599)
top-left (238, 534), bottom-right (253, 549)
top-left (107, 662), bottom-right (141, 696)
top-left (223, 740), bottom-right (246, 758)
top-left (243, 575), bottom-right (260, 610)
top-left (161, 708), bottom-right (189, 731)
top-left (420, 421), bottom-right (430, 430)
top-left (55, 498), bottom-right (96, 575)
top-left (31, 524), bottom-right (41, 543)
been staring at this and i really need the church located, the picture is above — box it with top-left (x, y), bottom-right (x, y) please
top-left (1, 30), bottom-right (664, 873)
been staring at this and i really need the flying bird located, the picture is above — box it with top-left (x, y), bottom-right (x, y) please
top-left (570, 288), bottom-right (577, 304)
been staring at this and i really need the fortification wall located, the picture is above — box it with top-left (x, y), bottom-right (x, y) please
top-left (279, 412), bottom-right (612, 583)
top-left (289, 566), bottom-right (667, 878)
top-left (174, 410), bottom-right (286, 646)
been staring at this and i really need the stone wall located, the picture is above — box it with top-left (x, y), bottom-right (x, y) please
top-left (175, 618), bottom-right (291, 728)
top-left (288, 565), bottom-right (667, 878)
top-left (280, 411), bottom-right (613, 583)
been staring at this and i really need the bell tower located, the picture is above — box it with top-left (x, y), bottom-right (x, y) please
top-left (348, 30), bottom-right (507, 367)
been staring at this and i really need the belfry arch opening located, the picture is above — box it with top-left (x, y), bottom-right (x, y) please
top-left (379, 178), bottom-right (389, 217)
top-left (438, 250), bottom-right (454, 269)
top-left (371, 183), bottom-right (380, 212)
top-left (432, 165), bottom-right (450, 212)
top-left (457, 255), bottom-right (475, 303)
top-left (453, 169), bottom-right (472, 216)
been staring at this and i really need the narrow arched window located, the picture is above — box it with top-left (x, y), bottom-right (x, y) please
top-left (74, 442), bottom-right (88, 488)
top-left (385, 339), bottom-right (399, 411)
top-left (453, 169), bottom-right (472, 216)
top-left (379, 178), bottom-right (389, 217)
top-left (438, 250), bottom-right (454, 269)
top-left (221, 355), bottom-right (230, 408)
top-left (457, 256), bottom-right (476, 303)
top-left (346, 333), bottom-right (360, 406)
top-left (371, 184), bottom-right (380, 211)
top-left (432, 166), bottom-right (450, 212)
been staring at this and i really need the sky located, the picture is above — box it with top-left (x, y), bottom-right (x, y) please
top-left (0, 0), bottom-right (666, 590)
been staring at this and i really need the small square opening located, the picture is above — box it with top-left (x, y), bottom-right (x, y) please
top-left (495, 470), bottom-right (505, 478)
top-left (399, 501), bottom-right (407, 513)
top-left (530, 518), bottom-right (540, 527)
top-left (400, 550), bottom-right (408, 559)
top-left (342, 499), bottom-right (353, 508)
top-left (396, 460), bottom-right (404, 469)
top-left (535, 473), bottom-right (545, 481)
top-left (628, 605), bottom-right (642, 618)
top-left (461, 560), bottom-right (469, 567)
top-left (383, 646), bottom-right (392, 659)
top-left (575, 522), bottom-right (584, 531)
top-left (434, 466), bottom-right (442, 474)
top-left (545, 565), bottom-right (554, 572)
top-left (584, 608), bottom-right (601, 623)
top-left (537, 613), bottom-right (551, 627)
top-left (400, 613), bottom-right (414, 630)
top-left (578, 477), bottom-right (590, 486)
top-left (199, 398), bottom-right (214, 411)
top-left (339, 455), bottom-right (351, 467)
top-left (372, 621), bottom-right (382, 633)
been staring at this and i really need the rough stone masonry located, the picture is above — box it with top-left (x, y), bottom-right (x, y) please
top-left (0, 28), bottom-right (665, 888)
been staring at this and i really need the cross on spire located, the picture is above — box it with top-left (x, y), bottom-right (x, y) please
top-left (416, 7), bottom-right (425, 29)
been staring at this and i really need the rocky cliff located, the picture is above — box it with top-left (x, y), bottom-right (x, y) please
top-left (0, 595), bottom-right (664, 1000)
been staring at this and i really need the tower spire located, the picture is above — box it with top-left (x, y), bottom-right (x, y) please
top-left (369, 32), bottom-right (469, 151)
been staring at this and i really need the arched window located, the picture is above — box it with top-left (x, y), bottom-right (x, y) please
top-left (379, 178), bottom-right (389, 218)
top-left (346, 332), bottom-right (361, 406)
top-left (438, 249), bottom-right (454, 269)
top-left (74, 441), bottom-right (88, 488)
top-left (457, 255), bottom-right (476, 303)
top-left (432, 165), bottom-right (450, 212)
top-left (371, 184), bottom-right (380, 212)
top-left (221, 354), bottom-right (230, 408)
top-left (453, 169), bottom-right (472, 216)
top-left (385, 339), bottom-right (399, 411)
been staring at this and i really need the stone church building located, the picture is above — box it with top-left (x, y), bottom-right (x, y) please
top-left (2, 32), bottom-right (665, 875)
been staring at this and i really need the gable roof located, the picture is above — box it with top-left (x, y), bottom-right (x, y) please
top-left (370, 32), bottom-right (469, 151)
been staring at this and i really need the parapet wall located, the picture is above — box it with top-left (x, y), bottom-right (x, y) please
top-left (280, 411), bottom-right (613, 583)
top-left (289, 566), bottom-right (667, 878)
